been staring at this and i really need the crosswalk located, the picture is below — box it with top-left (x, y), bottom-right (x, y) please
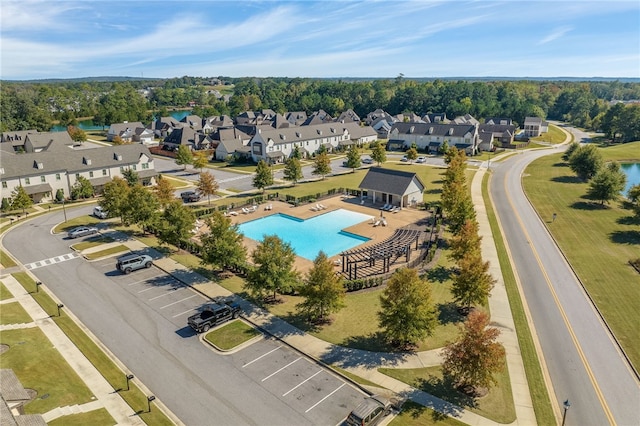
top-left (25, 253), bottom-right (81, 270)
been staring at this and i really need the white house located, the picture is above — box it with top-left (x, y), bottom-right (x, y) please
top-left (388, 122), bottom-right (479, 155)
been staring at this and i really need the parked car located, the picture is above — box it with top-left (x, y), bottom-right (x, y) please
top-left (187, 300), bottom-right (241, 333)
top-left (362, 157), bottom-right (374, 164)
top-left (116, 253), bottom-right (153, 274)
top-left (67, 226), bottom-right (98, 239)
top-left (181, 191), bottom-right (201, 203)
top-left (345, 395), bottom-right (392, 426)
top-left (93, 206), bottom-right (108, 219)
top-left (401, 155), bottom-right (408, 162)
top-left (416, 156), bottom-right (426, 163)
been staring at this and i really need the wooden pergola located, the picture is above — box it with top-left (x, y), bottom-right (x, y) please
top-left (340, 228), bottom-right (423, 280)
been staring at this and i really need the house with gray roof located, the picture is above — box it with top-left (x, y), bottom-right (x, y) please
top-left (303, 110), bottom-right (333, 125)
top-left (1, 131), bottom-right (75, 154)
top-left (422, 113), bottom-right (448, 123)
top-left (336, 109), bottom-right (361, 123)
top-left (358, 167), bottom-right (425, 208)
top-left (213, 127), bottom-right (252, 161)
top-left (0, 144), bottom-right (157, 203)
top-left (107, 122), bottom-right (144, 142)
top-left (523, 116), bottom-right (548, 137)
top-left (388, 122), bottom-right (479, 155)
top-left (150, 116), bottom-right (181, 138)
top-left (1, 369), bottom-right (47, 425)
top-left (365, 109), bottom-right (398, 138)
top-left (451, 114), bottom-right (479, 125)
top-left (180, 115), bottom-right (203, 131)
top-left (478, 122), bottom-right (516, 150)
top-left (285, 111), bottom-right (308, 126)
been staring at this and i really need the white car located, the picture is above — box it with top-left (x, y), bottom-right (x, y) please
top-left (67, 226), bottom-right (99, 239)
top-left (401, 155), bottom-right (408, 162)
top-left (362, 157), bottom-right (374, 164)
top-left (416, 156), bottom-right (426, 163)
top-left (93, 206), bottom-right (108, 219)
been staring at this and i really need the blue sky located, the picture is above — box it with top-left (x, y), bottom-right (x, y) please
top-left (1, 1), bottom-right (639, 80)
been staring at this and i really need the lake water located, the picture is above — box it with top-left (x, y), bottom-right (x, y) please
top-left (50, 110), bottom-right (191, 132)
top-left (621, 163), bottom-right (640, 196)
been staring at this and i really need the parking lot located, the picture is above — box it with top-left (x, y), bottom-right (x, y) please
top-left (92, 257), bottom-right (365, 424)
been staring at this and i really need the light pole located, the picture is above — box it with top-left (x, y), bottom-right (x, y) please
top-left (147, 395), bottom-right (156, 412)
top-left (56, 303), bottom-right (64, 317)
top-left (125, 374), bottom-right (134, 391)
top-left (561, 399), bottom-right (571, 426)
top-left (62, 199), bottom-right (67, 222)
top-left (35, 281), bottom-right (42, 293)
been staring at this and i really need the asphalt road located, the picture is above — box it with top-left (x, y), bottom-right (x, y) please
top-left (3, 205), bottom-right (365, 425)
top-left (489, 128), bottom-right (640, 426)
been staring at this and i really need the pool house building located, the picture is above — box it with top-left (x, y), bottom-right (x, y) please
top-left (358, 167), bottom-right (425, 209)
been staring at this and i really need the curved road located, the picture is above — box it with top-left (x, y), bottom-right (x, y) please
top-left (490, 127), bottom-right (640, 425)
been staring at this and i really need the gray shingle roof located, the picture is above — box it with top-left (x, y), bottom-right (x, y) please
top-left (359, 167), bottom-right (425, 196)
top-left (390, 122), bottom-right (476, 138)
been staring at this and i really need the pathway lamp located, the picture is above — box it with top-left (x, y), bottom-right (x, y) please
top-left (147, 395), bottom-right (156, 412)
top-left (125, 374), bottom-right (134, 391)
top-left (561, 399), bottom-right (571, 426)
top-left (56, 303), bottom-right (64, 317)
top-left (35, 281), bottom-right (42, 293)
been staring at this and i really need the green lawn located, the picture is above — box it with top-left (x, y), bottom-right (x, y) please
top-left (204, 320), bottom-right (261, 350)
top-left (379, 362), bottom-right (516, 424)
top-left (1, 249), bottom-right (18, 268)
top-left (0, 282), bottom-right (14, 300)
top-left (390, 401), bottom-right (468, 426)
top-left (53, 215), bottom-right (101, 234)
top-left (70, 236), bottom-right (115, 251)
top-left (159, 174), bottom-right (193, 189)
top-left (83, 245), bottom-right (129, 260)
top-left (529, 124), bottom-right (567, 144)
top-left (0, 302), bottom-right (32, 324)
top-left (523, 141), bottom-right (640, 370)
top-left (0, 328), bottom-right (95, 414)
top-left (48, 408), bottom-right (115, 426)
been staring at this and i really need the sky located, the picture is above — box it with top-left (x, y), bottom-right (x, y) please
top-left (1, 0), bottom-right (639, 80)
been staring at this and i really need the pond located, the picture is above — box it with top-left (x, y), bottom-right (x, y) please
top-left (50, 110), bottom-right (192, 132)
top-left (621, 163), bottom-right (640, 196)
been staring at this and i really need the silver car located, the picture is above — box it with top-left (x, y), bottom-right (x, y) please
top-left (67, 226), bottom-right (99, 239)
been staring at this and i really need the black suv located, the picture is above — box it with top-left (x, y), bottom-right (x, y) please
top-left (181, 191), bottom-right (201, 203)
top-left (188, 298), bottom-right (241, 333)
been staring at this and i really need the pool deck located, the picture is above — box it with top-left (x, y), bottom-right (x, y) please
top-left (223, 195), bottom-right (431, 273)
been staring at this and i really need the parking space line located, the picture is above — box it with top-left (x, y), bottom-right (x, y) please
top-left (128, 276), bottom-right (164, 286)
top-left (261, 357), bottom-right (301, 382)
top-left (149, 288), bottom-right (183, 301)
top-left (137, 287), bottom-right (157, 294)
top-left (283, 370), bottom-right (323, 396)
top-left (305, 383), bottom-right (345, 413)
top-left (172, 308), bottom-right (196, 318)
top-left (243, 346), bottom-right (281, 368)
top-left (159, 295), bottom-right (197, 309)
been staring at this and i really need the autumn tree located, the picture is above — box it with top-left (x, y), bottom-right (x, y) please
top-left (111, 135), bottom-right (125, 145)
top-left (70, 176), bottom-right (94, 200)
top-left (568, 144), bottom-right (603, 181)
top-left (283, 158), bottom-right (303, 185)
top-left (100, 177), bottom-right (130, 222)
top-left (245, 235), bottom-right (299, 302)
top-left (312, 151), bottom-right (331, 180)
top-left (587, 161), bottom-right (627, 205)
top-left (345, 145), bottom-right (361, 172)
top-left (197, 172), bottom-right (219, 205)
top-left (253, 160), bottom-right (273, 192)
top-left (442, 310), bottom-right (505, 392)
top-left (175, 145), bottom-right (193, 171)
top-left (10, 186), bottom-right (32, 214)
top-left (192, 151), bottom-right (209, 172)
top-left (297, 251), bottom-right (346, 323)
top-left (67, 125), bottom-right (87, 143)
top-left (449, 219), bottom-right (482, 262)
top-left (371, 142), bottom-right (387, 166)
top-left (405, 147), bottom-right (418, 163)
top-left (451, 254), bottom-right (495, 311)
top-left (378, 268), bottom-right (438, 348)
top-left (200, 211), bottom-right (247, 272)
top-left (121, 184), bottom-right (159, 231)
top-left (154, 175), bottom-right (175, 208)
top-left (156, 200), bottom-right (195, 247)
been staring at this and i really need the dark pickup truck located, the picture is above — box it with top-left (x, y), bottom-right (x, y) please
top-left (188, 299), bottom-right (241, 333)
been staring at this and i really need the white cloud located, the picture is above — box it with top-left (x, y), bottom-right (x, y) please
top-left (538, 26), bottom-right (573, 45)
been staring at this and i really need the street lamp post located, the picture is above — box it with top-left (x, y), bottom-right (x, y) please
top-left (125, 374), bottom-right (134, 391)
top-left (147, 395), bottom-right (156, 412)
top-left (35, 281), bottom-right (42, 293)
top-left (62, 199), bottom-right (67, 222)
top-left (561, 399), bottom-right (571, 426)
top-left (56, 303), bottom-right (64, 317)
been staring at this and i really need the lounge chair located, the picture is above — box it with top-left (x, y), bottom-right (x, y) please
top-left (391, 206), bottom-right (400, 213)
top-left (373, 220), bottom-right (381, 227)
top-left (381, 219), bottom-right (387, 227)
top-left (380, 204), bottom-right (389, 210)
top-left (384, 205), bottom-right (393, 211)
top-left (311, 205), bottom-right (319, 211)
top-left (318, 204), bottom-right (327, 210)
top-left (242, 207), bottom-right (250, 214)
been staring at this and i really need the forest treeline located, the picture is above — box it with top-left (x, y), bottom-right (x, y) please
top-left (2, 76), bottom-right (640, 142)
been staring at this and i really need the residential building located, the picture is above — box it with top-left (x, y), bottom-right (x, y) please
top-left (1, 131), bottom-right (75, 153)
top-left (358, 167), bottom-right (425, 208)
top-left (107, 122), bottom-right (144, 142)
top-left (387, 122), bottom-right (479, 155)
top-left (523, 116), bottom-right (549, 137)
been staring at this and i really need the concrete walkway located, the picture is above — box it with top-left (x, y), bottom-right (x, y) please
top-left (0, 274), bottom-right (145, 426)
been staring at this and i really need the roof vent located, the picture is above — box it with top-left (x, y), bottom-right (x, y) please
top-left (83, 157), bottom-right (91, 165)
top-left (114, 153), bottom-right (122, 161)
top-left (409, 126), bottom-right (415, 134)
top-left (296, 132), bottom-right (301, 137)
top-left (33, 160), bottom-right (44, 169)
top-left (449, 128), bottom-right (454, 135)
top-left (280, 134), bottom-right (286, 140)
top-left (428, 127), bottom-right (434, 134)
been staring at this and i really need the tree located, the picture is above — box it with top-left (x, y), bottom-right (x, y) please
top-left (451, 254), bottom-right (495, 311)
top-left (55, 188), bottom-right (65, 202)
top-left (245, 235), bottom-right (299, 302)
top-left (154, 175), bottom-right (175, 208)
top-left (253, 160), bottom-right (273, 192)
top-left (312, 151), bottom-right (331, 180)
top-left (345, 145), bottom-right (361, 172)
top-left (156, 200), bottom-right (195, 247)
top-left (192, 151), bottom-right (209, 172)
top-left (587, 162), bottom-right (627, 205)
top-left (405, 147), bottom-right (418, 163)
top-left (111, 135), bottom-right (125, 145)
top-left (70, 176), bottom-right (94, 200)
top-left (440, 140), bottom-right (450, 156)
top-left (449, 219), bottom-right (482, 262)
top-left (283, 158), bottom-right (303, 186)
top-left (122, 168), bottom-right (139, 187)
top-left (67, 125), bottom-right (87, 143)
top-left (121, 184), bottom-right (159, 230)
top-left (200, 211), bottom-right (247, 271)
top-left (175, 145), bottom-right (193, 171)
top-left (447, 189), bottom-right (477, 234)
top-left (371, 142), bottom-right (387, 166)
top-left (378, 268), bottom-right (438, 348)
top-left (197, 172), bottom-right (219, 205)
top-left (100, 177), bottom-right (130, 222)
top-left (568, 144), bottom-right (603, 181)
top-left (297, 251), bottom-right (346, 323)
top-left (291, 145), bottom-right (302, 160)
top-left (628, 184), bottom-right (640, 219)
top-left (1, 197), bottom-right (10, 212)
top-left (562, 141), bottom-right (579, 162)
top-left (10, 186), bottom-right (32, 213)
top-left (442, 310), bottom-right (505, 392)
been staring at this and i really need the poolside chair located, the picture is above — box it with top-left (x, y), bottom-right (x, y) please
top-left (381, 219), bottom-right (387, 227)
top-left (318, 203), bottom-right (327, 210)
top-left (242, 207), bottom-right (250, 214)
top-left (380, 204), bottom-right (389, 210)
top-left (384, 204), bottom-right (393, 211)
top-left (373, 220), bottom-right (381, 227)
top-left (228, 211), bottom-right (239, 216)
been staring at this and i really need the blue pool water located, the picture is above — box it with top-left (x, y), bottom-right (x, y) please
top-left (239, 209), bottom-right (372, 260)
top-left (621, 163), bottom-right (640, 196)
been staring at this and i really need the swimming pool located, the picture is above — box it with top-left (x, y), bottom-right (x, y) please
top-left (238, 209), bottom-right (373, 261)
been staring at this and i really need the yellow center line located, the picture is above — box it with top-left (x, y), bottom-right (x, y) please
top-left (503, 161), bottom-right (616, 426)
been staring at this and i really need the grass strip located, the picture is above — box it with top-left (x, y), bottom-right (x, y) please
top-left (482, 173), bottom-right (555, 425)
top-left (330, 366), bottom-right (383, 388)
top-left (0, 301), bottom-right (32, 324)
top-left (0, 282), bottom-right (14, 300)
top-left (48, 408), bottom-right (116, 426)
top-left (390, 400), bottom-right (468, 426)
top-left (204, 320), bottom-right (260, 350)
top-left (1, 248), bottom-right (18, 267)
top-left (71, 236), bottom-right (115, 251)
top-left (12, 272), bottom-right (174, 425)
top-left (83, 245), bottom-right (129, 260)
